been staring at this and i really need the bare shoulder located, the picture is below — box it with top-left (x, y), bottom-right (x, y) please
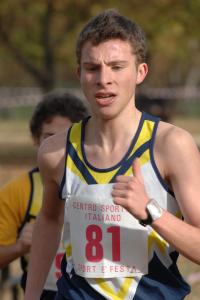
top-left (156, 121), bottom-right (198, 151)
top-left (38, 131), bottom-right (68, 185)
top-left (155, 121), bottom-right (200, 176)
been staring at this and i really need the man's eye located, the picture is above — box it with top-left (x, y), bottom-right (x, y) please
top-left (85, 66), bottom-right (97, 71)
top-left (112, 65), bottom-right (123, 70)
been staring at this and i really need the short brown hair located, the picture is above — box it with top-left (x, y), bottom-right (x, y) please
top-left (76, 9), bottom-right (147, 66)
top-left (30, 90), bottom-right (88, 139)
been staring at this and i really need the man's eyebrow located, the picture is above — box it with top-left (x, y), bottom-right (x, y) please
top-left (83, 60), bottom-right (128, 65)
top-left (108, 60), bottom-right (128, 65)
top-left (82, 62), bottom-right (99, 65)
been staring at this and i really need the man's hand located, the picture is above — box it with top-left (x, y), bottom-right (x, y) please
top-left (17, 222), bottom-right (34, 255)
top-left (112, 158), bottom-right (149, 220)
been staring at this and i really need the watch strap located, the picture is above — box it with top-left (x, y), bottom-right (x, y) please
top-left (139, 210), bottom-right (153, 227)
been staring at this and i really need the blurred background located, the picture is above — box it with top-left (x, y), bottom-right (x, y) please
top-left (0, 0), bottom-right (199, 299)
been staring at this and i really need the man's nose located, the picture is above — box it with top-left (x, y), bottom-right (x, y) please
top-left (96, 67), bottom-right (112, 86)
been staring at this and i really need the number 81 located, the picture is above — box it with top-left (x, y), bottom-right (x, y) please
top-left (85, 224), bottom-right (120, 262)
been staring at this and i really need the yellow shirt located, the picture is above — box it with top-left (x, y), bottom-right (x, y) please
top-left (0, 167), bottom-right (64, 291)
top-left (0, 170), bottom-right (33, 245)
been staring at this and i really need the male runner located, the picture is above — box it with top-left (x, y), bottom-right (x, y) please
top-left (0, 90), bottom-right (88, 299)
top-left (25, 10), bottom-right (200, 300)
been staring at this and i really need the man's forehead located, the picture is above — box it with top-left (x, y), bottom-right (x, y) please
top-left (81, 39), bottom-right (133, 62)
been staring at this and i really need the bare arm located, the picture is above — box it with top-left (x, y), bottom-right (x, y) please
top-left (0, 222), bottom-right (33, 268)
top-left (0, 174), bottom-right (33, 268)
top-left (152, 210), bottom-right (200, 264)
top-left (112, 125), bottom-right (200, 264)
top-left (152, 126), bottom-right (200, 264)
top-left (24, 134), bottom-right (66, 300)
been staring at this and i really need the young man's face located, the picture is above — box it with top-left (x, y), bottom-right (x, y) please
top-left (77, 39), bottom-right (147, 119)
top-left (34, 115), bottom-right (72, 146)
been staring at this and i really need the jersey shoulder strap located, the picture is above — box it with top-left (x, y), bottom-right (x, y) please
top-left (19, 167), bottom-right (43, 231)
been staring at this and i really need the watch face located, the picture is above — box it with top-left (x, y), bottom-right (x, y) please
top-left (147, 199), bottom-right (163, 221)
top-left (139, 199), bottom-right (163, 227)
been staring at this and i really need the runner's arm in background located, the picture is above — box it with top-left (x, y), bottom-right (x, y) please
top-left (0, 223), bottom-right (34, 268)
top-left (0, 175), bottom-right (33, 267)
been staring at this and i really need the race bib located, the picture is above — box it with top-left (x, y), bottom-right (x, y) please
top-left (69, 195), bottom-right (148, 278)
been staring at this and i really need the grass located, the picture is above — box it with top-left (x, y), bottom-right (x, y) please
top-left (0, 115), bottom-right (199, 300)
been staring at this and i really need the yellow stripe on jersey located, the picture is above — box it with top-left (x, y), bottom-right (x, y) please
top-left (67, 119), bottom-right (154, 185)
top-left (127, 119), bottom-right (154, 159)
top-left (29, 172), bottom-right (43, 217)
top-left (89, 168), bottom-right (121, 184)
top-left (148, 230), bottom-right (168, 254)
top-left (124, 149), bottom-right (150, 177)
top-left (70, 123), bottom-right (85, 163)
top-left (68, 122), bottom-right (123, 184)
top-left (67, 150), bottom-right (121, 184)
top-left (139, 149), bottom-right (150, 166)
top-left (176, 211), bottom-right (182, 219)
top-left (70, 122), bottom-right (82, 146)
top-left (95, 277), bottom-right (134, 300)
top-left (67, 155), bottom-right (88, 183)
top-left (66, 244), bottom-right (72, 257)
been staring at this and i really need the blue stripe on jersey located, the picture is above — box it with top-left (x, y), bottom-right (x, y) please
top-left (142, 112), bottom-right (160, 123)
top-left (59, 128), bottom-right (72, 199)
top-left (68, 141), bottom-right (97, 184)
top-left (68, 137), bottom-right (150, 185)
top-left (134, 253), bottom-right (190, 300)
top-left (110, 140), bottom-right (150, 183)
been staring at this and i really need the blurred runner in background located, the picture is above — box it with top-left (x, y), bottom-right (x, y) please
top-left (0, 90), bottom-right (88, 300)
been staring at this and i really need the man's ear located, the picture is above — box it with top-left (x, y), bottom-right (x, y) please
top-left (136, 63), bottom-right (148, 85)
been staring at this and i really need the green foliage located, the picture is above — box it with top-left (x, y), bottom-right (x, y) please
top-left (0, 106), bottom-right (34, 121)
top-left (0, 0), bottom-right (200, 90)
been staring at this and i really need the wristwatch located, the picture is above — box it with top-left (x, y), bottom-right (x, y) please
top-left (139, 199), bottom-right (163, 226)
